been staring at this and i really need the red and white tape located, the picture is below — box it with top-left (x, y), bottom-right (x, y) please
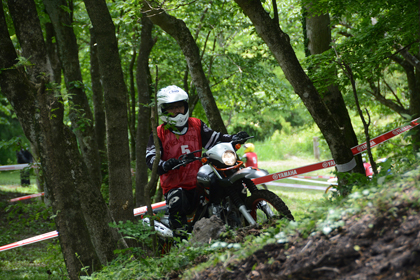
top-left (253, 118), bottom-right (420, 185)
top-left (0, 231), bottom-right (58, 252)
top-left (292, 175), bottom-right (334, 179)
top-left (0, 164), bottom-right (30, 171)
top-left (9, 192), bottom-right (45, 202)
top-left (266, 182), bottom-right (336, 191)
top-left (0, 201), bottom-right (167, 252)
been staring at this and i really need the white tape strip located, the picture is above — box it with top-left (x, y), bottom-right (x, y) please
top-left (266, 182), bottom-right (337, 191)
top-left (0, 164), bottom-right (29, 171)
top-left (335, 158), bottom-right (356, 172)
top-left (288, 177), bottom-right (336, 185)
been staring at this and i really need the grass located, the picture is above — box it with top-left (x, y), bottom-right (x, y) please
top-left (0, 171), bottom-right (66, 280)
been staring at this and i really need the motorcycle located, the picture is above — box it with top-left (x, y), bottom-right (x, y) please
top-left (144, 136), bottom-right (294, 239)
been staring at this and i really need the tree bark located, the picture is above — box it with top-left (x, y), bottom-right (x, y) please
top-left (90, 28), bottom-right (107, 164)
top-left (128, 49), bottom-right (137, 162)
top-left (44, 0), bottom-right (102, 190)
top-left (83, 0), bottom-right (134, 223)
top-left (44, 21), bottom-right (61, 84)
top-left (135, 14), bottom-right (155, 207)
top-left (144, 1), bottom-right (228, 133)
top-left (234, 0), bottom-right (355, 171)
top-left (304, 8), bottom-right (365, 174)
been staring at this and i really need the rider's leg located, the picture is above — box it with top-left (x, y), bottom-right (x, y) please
top-left (164, 188), bottom-right (196, 230)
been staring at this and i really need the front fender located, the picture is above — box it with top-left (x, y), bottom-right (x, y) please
top-left (229, 167), bottom-right (269, 183)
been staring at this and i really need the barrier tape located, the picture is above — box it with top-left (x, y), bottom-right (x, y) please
top-left (9, 192), bottom-right (45, 202)
top-left (292, 175), bottom-right (335, 179)
top-left (0, 163), bottom-right (39, 171)
top-left (0, 231), bottom-right (58, 252)
top-left (0, 201), bottom-right (167, 252)
top-left (0, 164), bottom-right (30, 171)
top-left (253, 117), bottom-right (420, 185)
top-left (266, 181), bottom-right (336, 192)
top-left (2, 118), bottom-right (419, 252)
top-left (288, 177), bottom-right (335, 186)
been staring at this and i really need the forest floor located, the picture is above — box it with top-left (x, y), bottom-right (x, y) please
top-left (177, 174), bottom-right (420, 280)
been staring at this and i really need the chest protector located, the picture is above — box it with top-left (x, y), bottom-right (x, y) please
top-left (157, 118), bottom-right (202, 194)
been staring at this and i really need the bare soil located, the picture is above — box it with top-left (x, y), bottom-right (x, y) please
top-left (180, 183), bottom-right (420, 279)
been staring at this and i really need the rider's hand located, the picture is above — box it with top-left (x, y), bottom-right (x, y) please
top-left (163, 158), bottom-right (181, 172)
top-left (232, 131), bottom-right (249, 144)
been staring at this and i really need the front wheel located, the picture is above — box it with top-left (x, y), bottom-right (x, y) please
top-left (245, 190), bottom-right (294, 222)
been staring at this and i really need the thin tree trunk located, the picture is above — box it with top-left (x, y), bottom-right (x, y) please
top-left (144, 1), bottom-right (227, 133)
top-left (44, 21), bottom-right (61, 84)
top-left (129, 49), bottom-right (137, 162)
top-left (44, 0), bottom-right (102, 189)
top-left (83, 0), bottom-right (134, 223)
top-left (90, 28), bottom-right (107, 178)
top-left (304, 8), bottom-right (365, 175)
top-left (135, 14), bottom-right (155, 207)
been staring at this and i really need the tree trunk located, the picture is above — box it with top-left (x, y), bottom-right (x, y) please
top-left (304, 8), bottom-right (365, 174)
top-left (89, 28), bottom-right (107, 176)
top-left (144, 1), bottom-right (228, 133)
top-left (128, 49), bottom-right (137, 162)
top-left (83, 0), bottom-right (134, 223)
top-left (135, 14), bottom-right (155, 207)
top-left (44, 0), bottom-right (102, 189)
top-left (1, 2), bottom-right (101, 277)
top-left (234, 0), bottom-right (355, 173)
top-left (44, 21), bottom-right (61, 84)
top-left (410, 68), bottom-right (420, 152)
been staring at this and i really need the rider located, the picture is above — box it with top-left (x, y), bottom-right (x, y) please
top-left (145, 85), bottom-right (248, 232)
top-left (243, 143), bottom-right (258, 168)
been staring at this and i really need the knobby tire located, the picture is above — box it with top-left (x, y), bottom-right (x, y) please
top-left (245, 190), bottom-right (295, 221)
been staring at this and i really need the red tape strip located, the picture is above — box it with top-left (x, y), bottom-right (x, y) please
top-left (9, 192), bottom-right (45, 202)
top-left (0, 201), bottom-right (167, 252)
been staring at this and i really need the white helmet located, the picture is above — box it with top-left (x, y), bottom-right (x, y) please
top-left (157, 85), bottom-right (189, 127)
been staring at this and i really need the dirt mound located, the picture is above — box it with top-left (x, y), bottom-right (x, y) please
top-left (188, 189), bottom-right (420, 279)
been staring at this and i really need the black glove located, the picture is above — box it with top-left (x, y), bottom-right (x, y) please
top-left (163, 158), bottom-right (181, 172)
top-left (232, 131), bottom-right (249, 144)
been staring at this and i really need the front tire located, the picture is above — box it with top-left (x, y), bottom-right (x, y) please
top-left (245, 190), bottom-right (294, 222)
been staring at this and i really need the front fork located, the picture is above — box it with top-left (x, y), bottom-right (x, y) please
top-left (227, 185), bottom-right (256, 226)
top-left (211, 165), bottom-right (258, 226)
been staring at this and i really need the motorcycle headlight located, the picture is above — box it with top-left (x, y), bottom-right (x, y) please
top-left (222, 150), bottom-right (236, 166)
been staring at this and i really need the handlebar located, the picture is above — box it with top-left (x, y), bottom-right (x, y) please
top-left (170, 136), bottom-right (254, 170)
top-left (231, 135), bottom-right (254, 145)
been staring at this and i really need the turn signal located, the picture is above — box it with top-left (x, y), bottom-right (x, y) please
top-left (201, 158), bottom-right (208, 164)
top-left (235, 143), bottom-right (241, 150)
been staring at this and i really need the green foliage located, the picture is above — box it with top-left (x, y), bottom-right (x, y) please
top-left (109, 219), bottom-right (156, 257)
top-left (302, 0), bottom-right (417, 125)
top-left (0, 186), bottom-right (64, 280)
